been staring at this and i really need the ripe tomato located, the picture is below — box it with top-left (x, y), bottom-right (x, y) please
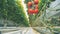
top-left (28, 2), bottom-right (32, 7)
top-left (34, 9), bottom-right (39, 14)
top-left (35, 5), bottom-right (38, 9)
top-left (34, 0), bottom-right (39, 4)
top-left (28, 9), bottom-right (34, 14)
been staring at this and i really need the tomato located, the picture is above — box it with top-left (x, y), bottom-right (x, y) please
top-left (35, 5), bottom-right (38, 9)
top-left (34, 0), bottom-right (39, 4)
top-left (34, 9), bottom-right (38, 14)
top-left (28, 9), bottom-right (34, 14)
top-left (28, 2), bottom-right (32, 7)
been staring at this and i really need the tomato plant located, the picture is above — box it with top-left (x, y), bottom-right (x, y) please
top-left (34, 9), bottom-right (39, 14)
top-left (34, 0), bottom-right (39, 4)
top-left (28, 2), bottom-right (32, 7)
top-left (35, 5), bottom-right (38, 9)
top-left (28, 9), bottom-right (34, 14)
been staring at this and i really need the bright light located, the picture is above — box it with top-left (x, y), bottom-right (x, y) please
top-left (21, 0), bottom-right (29, 22)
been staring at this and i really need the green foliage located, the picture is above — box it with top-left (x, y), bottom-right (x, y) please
top-left (38, 0), bottom-right (47, 11)
top-left (0, 0), bottom-right (29, 27)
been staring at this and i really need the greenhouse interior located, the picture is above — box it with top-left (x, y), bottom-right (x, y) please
top-left (0, 0), bottom-right (60, 34)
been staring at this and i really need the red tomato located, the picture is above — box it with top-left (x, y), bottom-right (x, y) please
top-left (35, 5), bottom-right (38, 9)
top-left (28, 9), bottom-right (34, 14)
top-left (34, 9), bottom-right (39, 14)
top-left (34, 0), bottom-right (39, 4)
top-left (28, 2), bottom-right (32, 7)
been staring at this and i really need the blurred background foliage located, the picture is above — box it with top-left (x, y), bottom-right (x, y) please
top-left (0, 0), bottom-right (29, 27)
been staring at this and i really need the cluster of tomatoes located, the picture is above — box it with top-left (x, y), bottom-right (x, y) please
top-left (28, 0), bottom-right (39, 14)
